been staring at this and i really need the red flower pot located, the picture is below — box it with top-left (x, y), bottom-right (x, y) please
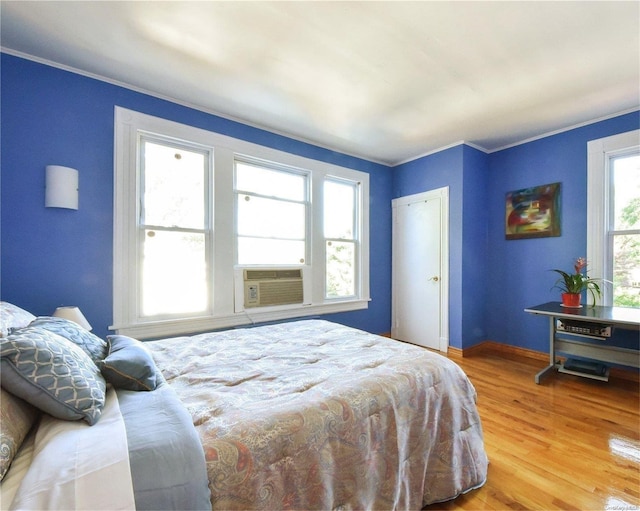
top-left (561, 292), bottom-right (581, 307)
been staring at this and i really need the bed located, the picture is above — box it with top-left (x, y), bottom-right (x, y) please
top-left (1, 302), bottom-right (487, 510)
top-left (147, 319), bottom-right (488, 510)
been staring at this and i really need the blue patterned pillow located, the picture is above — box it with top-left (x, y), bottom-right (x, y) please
top-left (0, 327), bottom-right (106, 425)
top-left (28, 316), bottom-right (107, 363)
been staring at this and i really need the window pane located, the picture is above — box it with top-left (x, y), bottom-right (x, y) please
top-left (237, 194), bottom-right (305, 239)
top-left (324, 181), bottom-right (355, 239)
top-left (142, 230), bottom-right (207, 316)
top-left (612, 154), bottom-right (640, 230)
top-left (238, 237), bottom-right (305, 265)
top-left (613, 233), bottom-right (640, 307)
top-left (326, 241), bottom-right (355, 298)
top-left (236, 162), bottom-right (305, 201)
top-left (143, 140), bottom-right (206, 229)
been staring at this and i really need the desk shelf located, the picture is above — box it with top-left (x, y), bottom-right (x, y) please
top-left (525, 302), bottom-right (640, 384)
top-left (557, 363), bottom-right (610, 382)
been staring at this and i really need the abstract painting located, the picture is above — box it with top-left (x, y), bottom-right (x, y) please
top-left (505, 182), bottom-right (561, 240)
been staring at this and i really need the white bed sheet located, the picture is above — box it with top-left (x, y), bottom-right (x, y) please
top-left (1, 388), bottom-right (135, 511)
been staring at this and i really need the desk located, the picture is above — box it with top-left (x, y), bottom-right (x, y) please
top-left (524, 302), bottom-right (640, 383)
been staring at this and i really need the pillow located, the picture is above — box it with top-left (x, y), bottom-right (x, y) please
top-left (0, 388), bottom-right (39, 481)
top-left (0, 302), bottom-right (36, 338)
top-left (98, 335), bottom-right (163, 391)
top-left (0, 327), bottom-right (106, 425)
top-left (28, 316), bottom-right (108, 363)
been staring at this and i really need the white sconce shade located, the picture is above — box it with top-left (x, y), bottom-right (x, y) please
top-left (52, 306), bottom-right (92, 331)
top-left (45, 165), bottom-right (79, 210)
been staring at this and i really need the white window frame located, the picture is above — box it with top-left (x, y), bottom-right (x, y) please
top-left (233, 156), bottom-right (311, 266)
top-left (112, 107), bottom-right (370, 339)
top-left (137, 133), bottom-right (214, 320)
top-left (323, 176), bottom-right (361, 300)
top-left (587, 129), bottom-right (640, 306)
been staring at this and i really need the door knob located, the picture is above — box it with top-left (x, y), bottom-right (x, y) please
top-left (429, 276), bottom-right (439, 282)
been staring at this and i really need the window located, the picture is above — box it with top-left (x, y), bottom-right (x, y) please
top-left (235, 159), bottom-right (308, 265)
top-left (139, 136), bottom-right (212, 317)
top-left (324, 178), bottom-right (359, 298)
top-left (113, 107), bottom-right (370, 338)
top-left (587, 130), bottom-right (640, 307)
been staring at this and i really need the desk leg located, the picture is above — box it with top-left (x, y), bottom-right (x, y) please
top-left (535, 364), bottom-right (557, 383)
top-left (535, 316), bottom-right (558, 384)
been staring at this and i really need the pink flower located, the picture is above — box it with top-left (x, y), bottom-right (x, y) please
top-left (574, 257), bottom-right (587, 274)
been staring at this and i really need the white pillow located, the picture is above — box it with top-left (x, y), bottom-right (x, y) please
top-left (0, 302), bottom-right (36, 338)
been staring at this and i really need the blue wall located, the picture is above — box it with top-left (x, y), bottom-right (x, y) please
top-left (0, 53), bottom-right (393, 338)
top-left (2, 52), bottom-right (638, 353)
top-left (461, 145), bottom-right (490, 348)
top-left (391, 112), bottom-right (639, 352)
top-left (486, 112), bottom-right (640, 352)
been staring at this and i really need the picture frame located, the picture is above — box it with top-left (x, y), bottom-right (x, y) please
top-left (505, 182), bottom-right (561, 240)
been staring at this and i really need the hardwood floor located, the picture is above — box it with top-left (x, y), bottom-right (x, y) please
top-left (424, 350), bottom-right (640, 511)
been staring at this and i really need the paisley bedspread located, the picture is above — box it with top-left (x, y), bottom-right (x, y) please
top-left (148, 320), bottom-right (488, 510)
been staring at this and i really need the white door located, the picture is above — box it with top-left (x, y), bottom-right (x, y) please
top-left (391, 187), bottom-right (449, 351)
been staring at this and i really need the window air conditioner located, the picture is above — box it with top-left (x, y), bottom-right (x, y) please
top-left (243, 269), bottom-right (304, 308)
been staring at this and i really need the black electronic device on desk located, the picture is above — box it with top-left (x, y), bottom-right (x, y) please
top-left (556, 319), bottom-right (613, 338)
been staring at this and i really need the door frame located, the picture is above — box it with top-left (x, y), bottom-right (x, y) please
top-left (391, 186), bottom-right (449, 352)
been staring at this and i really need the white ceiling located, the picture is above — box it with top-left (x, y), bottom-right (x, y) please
top-left (2, 1), bottom-right (639, 165)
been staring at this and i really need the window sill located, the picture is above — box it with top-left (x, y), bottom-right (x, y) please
top-left (111, 299), bottom-right (370, 340)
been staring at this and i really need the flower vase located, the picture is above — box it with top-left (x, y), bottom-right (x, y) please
top-left (561, 292), bottom-right (581, 308)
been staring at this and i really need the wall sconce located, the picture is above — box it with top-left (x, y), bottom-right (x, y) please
top-left (45, 165), bottom-right (79, 210)
top-left (52, 306), bottom-right (92, 331)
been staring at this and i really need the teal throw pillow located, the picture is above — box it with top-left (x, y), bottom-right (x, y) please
top-left (98, 335), bottom-right (163, 391)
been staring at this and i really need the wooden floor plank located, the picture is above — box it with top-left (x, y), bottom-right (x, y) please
top-left (424, 350), bottom-right (640, 511)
